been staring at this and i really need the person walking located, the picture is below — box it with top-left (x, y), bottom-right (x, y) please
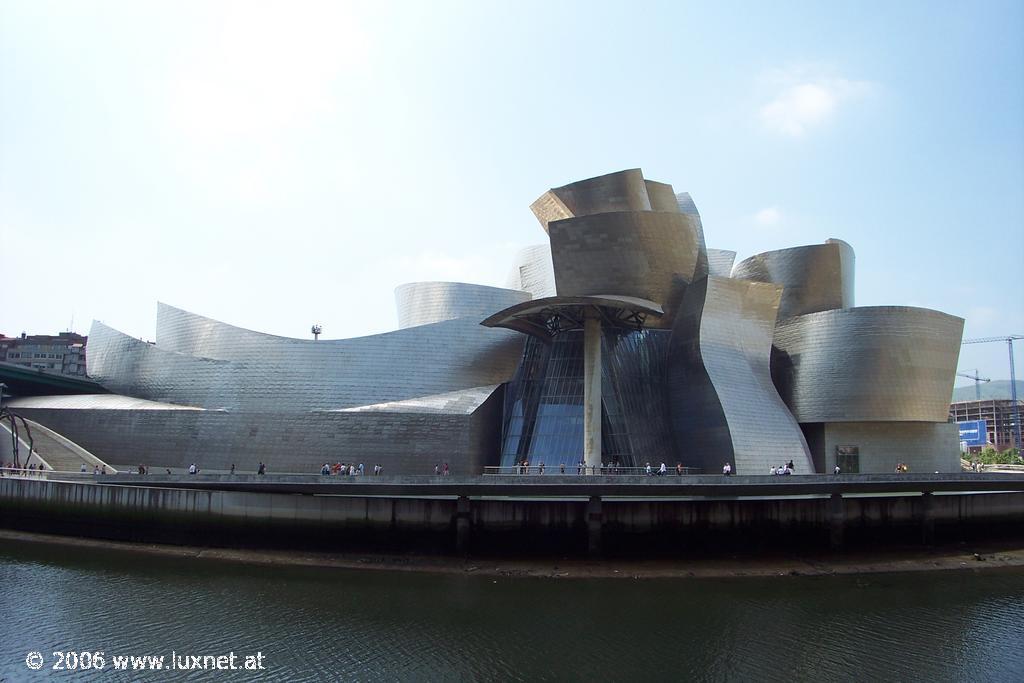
top-left (722, 462), bottom-right (732, 476)
top-left (443, 462), bottom-right (450, 476)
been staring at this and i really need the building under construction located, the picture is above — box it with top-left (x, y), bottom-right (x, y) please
top-left (949, 399), bottom-right (1023, 450)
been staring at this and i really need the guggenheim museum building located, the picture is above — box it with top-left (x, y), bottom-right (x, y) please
top-left (9, 170), bottom-right (964, 475)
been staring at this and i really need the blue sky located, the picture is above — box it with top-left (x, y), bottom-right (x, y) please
top-left (1, 0), bottom-right (1021, 386)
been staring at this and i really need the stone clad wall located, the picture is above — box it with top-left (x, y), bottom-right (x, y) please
top-left (13, 398), bottom-right (503, 475)
top-left (820, 422), bottom-right (961, 474)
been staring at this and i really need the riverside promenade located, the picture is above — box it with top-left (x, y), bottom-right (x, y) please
top-left (74, 470), bottom-right (1024, 497)
top-left (2, 471), bottom-right (1023, 557)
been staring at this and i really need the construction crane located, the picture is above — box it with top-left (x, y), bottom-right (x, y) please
top-left (956, 369), bottom-right (991, 401)
top-left (962, 335), bottom-right (1023, 451)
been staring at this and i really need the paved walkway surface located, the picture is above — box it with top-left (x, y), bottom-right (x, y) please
top-left (34, 471), bottom-right (1024, 498)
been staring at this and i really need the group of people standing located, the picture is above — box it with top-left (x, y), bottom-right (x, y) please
top-left (769, 460), bottom-right (796, 475)
top-left (0, 462), bottom-right (54, 476)
top-left (320, 462), bottom-right (380, 476)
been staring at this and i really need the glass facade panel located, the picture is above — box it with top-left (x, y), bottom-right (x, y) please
top-left (500, 328), bottom-right (674, 468)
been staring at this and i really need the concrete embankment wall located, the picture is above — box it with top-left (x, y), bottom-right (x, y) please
top-left (1, 478), bottom-right (1022, 557)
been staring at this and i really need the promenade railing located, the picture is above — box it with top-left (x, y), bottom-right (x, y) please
top-left (483, 465), bottom-right (703, 476)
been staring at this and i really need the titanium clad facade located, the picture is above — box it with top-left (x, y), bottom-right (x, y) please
top-left (394, 282), bottom-right (530, 329)
top-left (667, 277), bottom-right (813, 474)
top-left (22, 166), bottom-right (966, 475)
top-left (529, 169), bottom-right (652, 233)
top-left (505, 244), bottom-right (557, 298)
top-left (644, 180), bottom-right (681, 212)
top-left (336, 385), bottom-right (499, 414)
top-left (732, 240), bottom-right (855, 319)
top-left (771, 306), bottom-right (965, 423)
top-left (706, 249), bottom-right (737, 277)
top-left (95, 309), bottom-right (524, 411)
top-left (674, 192), bottom-right (710, 281)
top-left (548, 211), bottom-right (702, 323)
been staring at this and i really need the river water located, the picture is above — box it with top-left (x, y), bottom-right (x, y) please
top-left (1, 539), bottom-right (1023, 681)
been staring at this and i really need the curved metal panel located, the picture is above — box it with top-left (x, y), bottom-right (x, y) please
top-left (706, 248), bottom-right (737, 277)
top-left (667, 276), bottom-right (813, 474)
top-left (731, 239), bottom-right (855, 319)
top-left (481, 294), bottom-right (663, 340)
top-left (675, 192), bottom-right (709, 280)
top-left (87, 320), bottom-right (240, 409)
top-left (7, 395), bottom-right (204, 411)
top-left (548, 211), bottom-right (701, 323)
top-left (771, 306), bottom-right (964, 423)
top-left (394, 282), bottom-right (530, 329)
top-left (529, 169), bottom-right (651, 233)
top-left (337, 385), bottom-right (500, 414)
top-left (504, 243), bottom-right (557, 298)
top-left (644, 179), bottom-right (681, 212)
top-left (100, 308), bottom-right (524, 411)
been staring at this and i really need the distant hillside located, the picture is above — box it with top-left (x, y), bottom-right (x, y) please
top-left (952, 380), bottom-right (1024, 402)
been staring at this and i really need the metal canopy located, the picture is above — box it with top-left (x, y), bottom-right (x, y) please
top-left (480, 295), bottom-right (663, 341)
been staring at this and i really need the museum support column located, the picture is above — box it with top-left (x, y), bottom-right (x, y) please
top-left (583, 310), bottom-right (602, 473)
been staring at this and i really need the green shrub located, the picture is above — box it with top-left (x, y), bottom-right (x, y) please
top-left (978, 447), bottom-right (1021, 465)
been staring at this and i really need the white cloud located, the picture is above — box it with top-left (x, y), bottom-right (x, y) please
top-left (754, 207), bottom-right (781, 226)
top-left (758, 66), bottom-right (873, 136)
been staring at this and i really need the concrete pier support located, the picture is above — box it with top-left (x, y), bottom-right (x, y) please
top-left (921, 492), bottom-right (935, 545)
top-left (455, 495), bottom-right (472, 554)
top-left (583, 311), bottom-right (602, 473)
top-left (587, 495), bottom-right (603, 556)
top-left (829, 493), bottom-right (845, 550)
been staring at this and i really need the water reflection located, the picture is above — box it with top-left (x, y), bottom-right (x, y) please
top-left (1, 540), bottom-right (1022, 681)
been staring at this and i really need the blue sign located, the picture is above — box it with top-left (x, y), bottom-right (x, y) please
top-left (958, 420), bottom-right (987, 447)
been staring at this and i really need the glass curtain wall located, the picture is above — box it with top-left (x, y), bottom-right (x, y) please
top-left (500, 329), bottom-right (673, 468)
